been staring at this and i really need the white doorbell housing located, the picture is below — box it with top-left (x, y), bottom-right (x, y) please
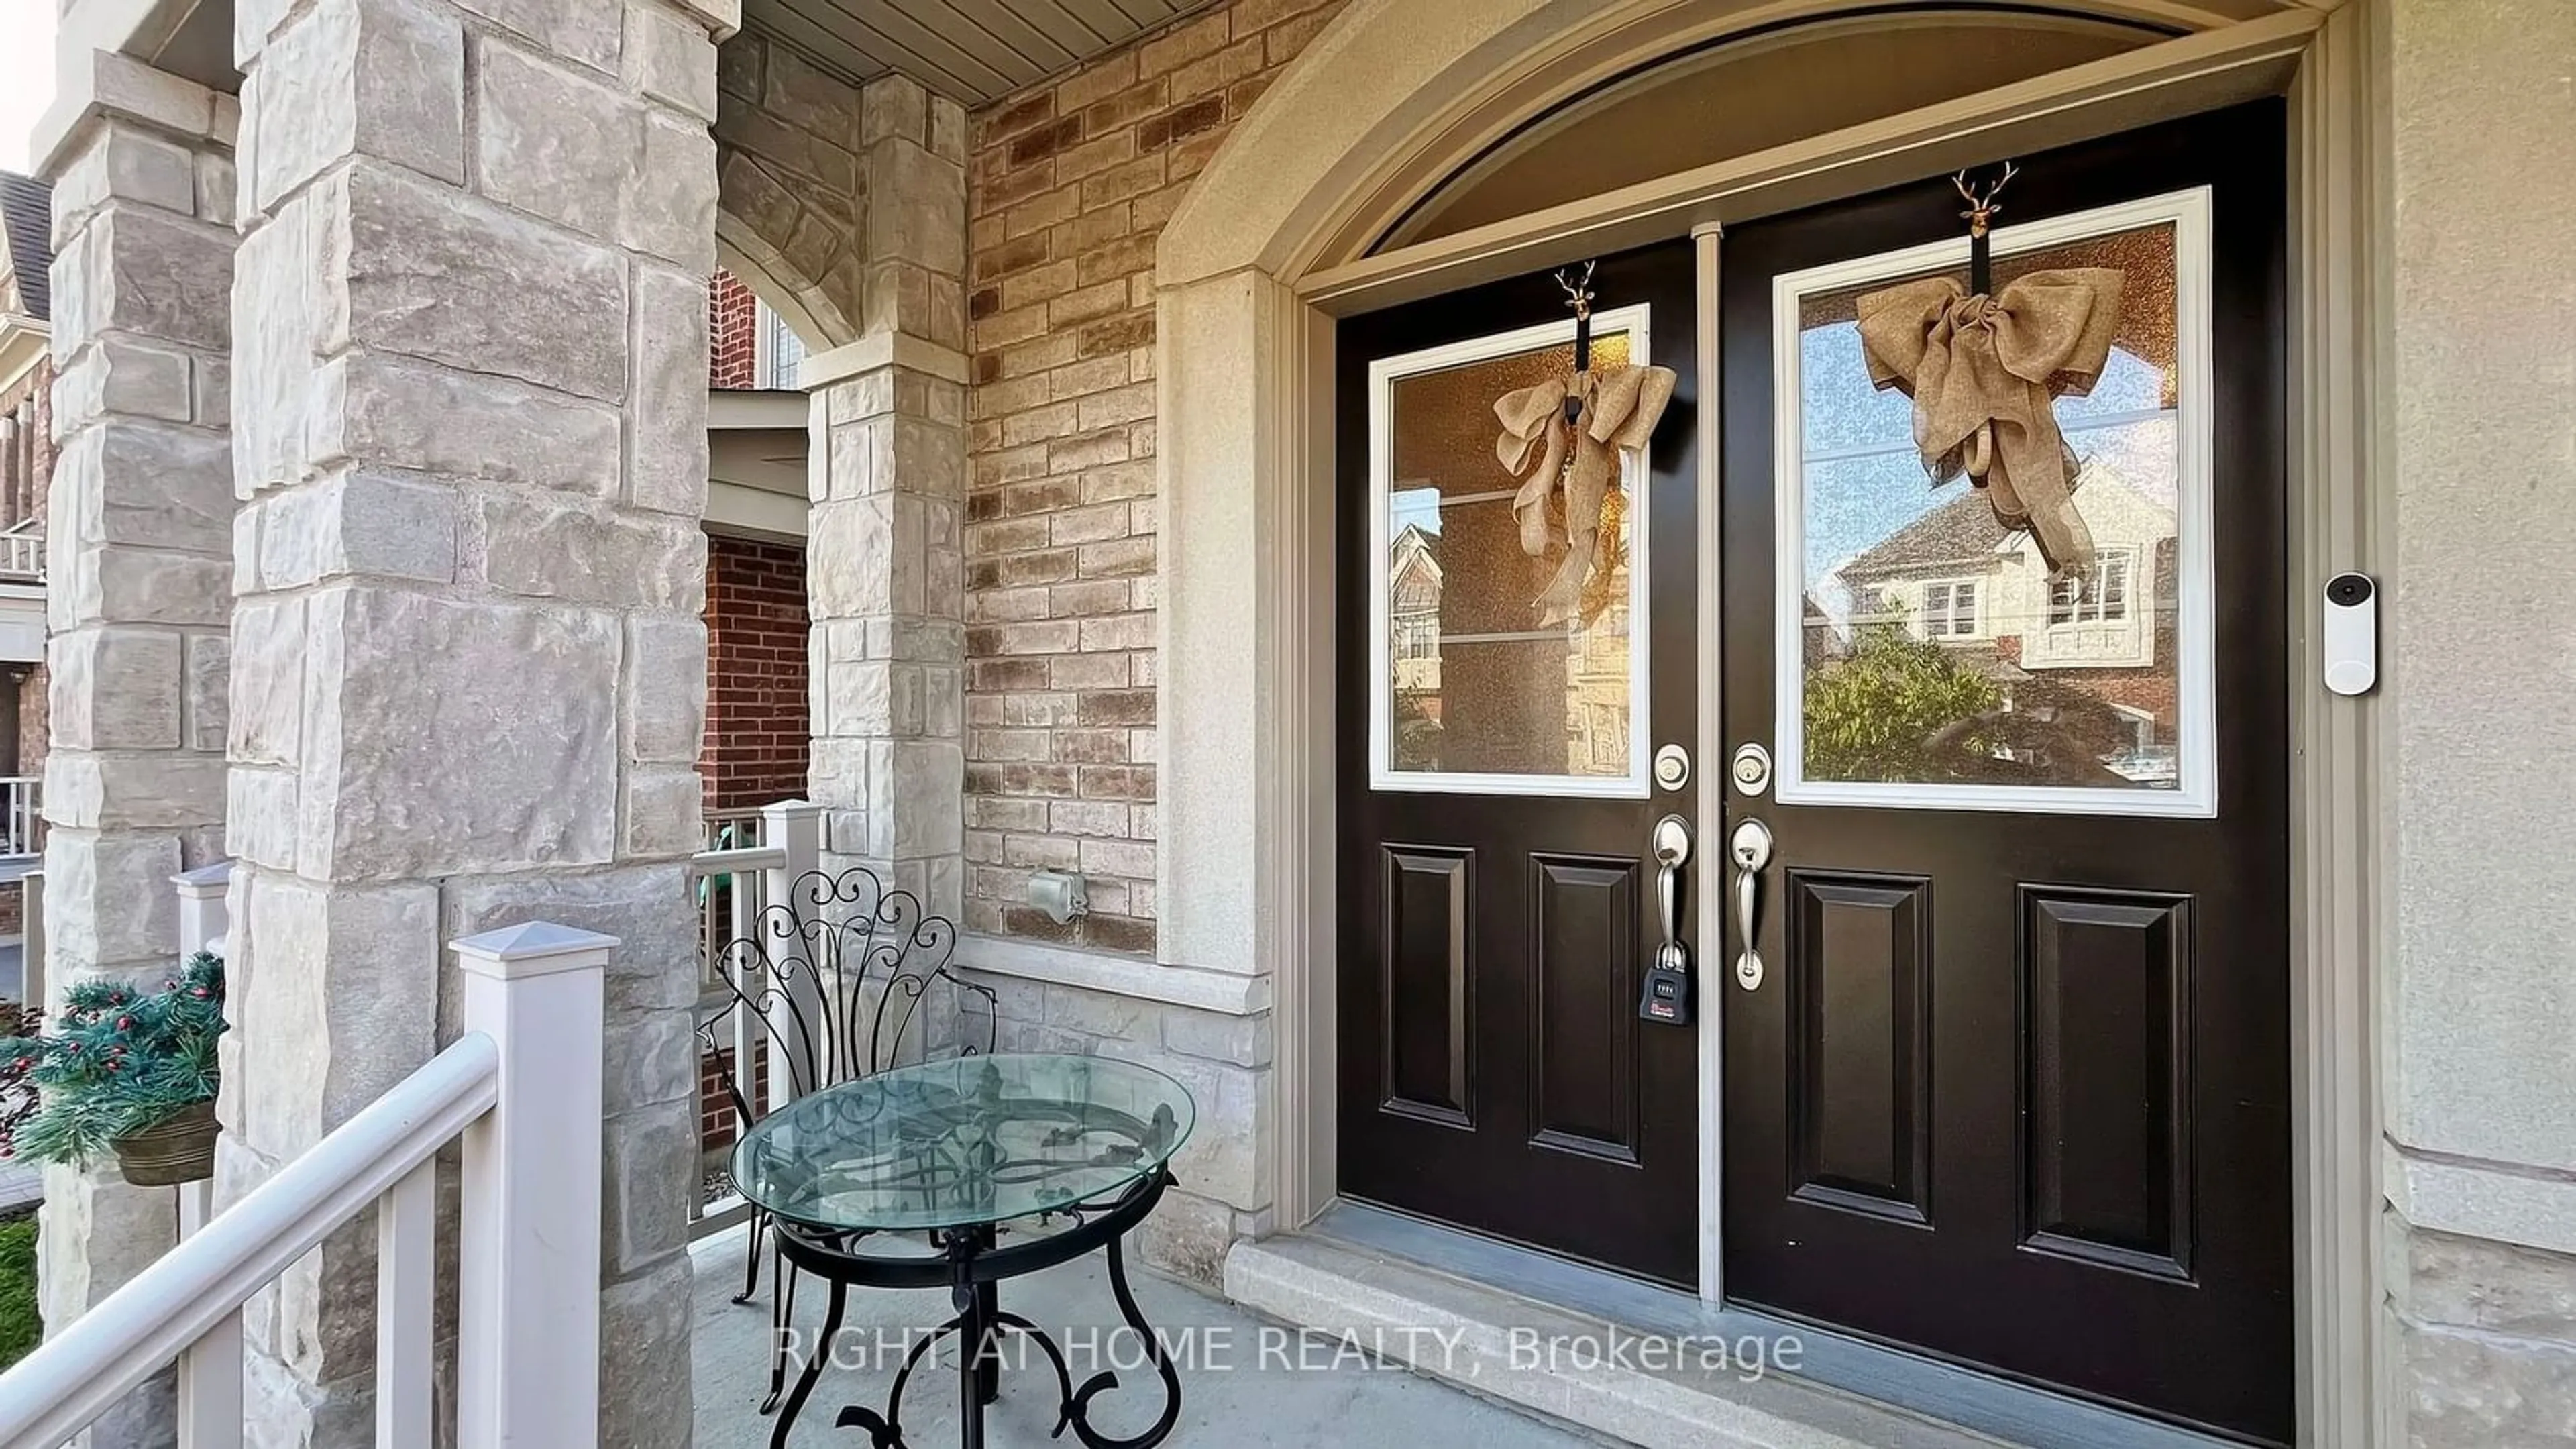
top-left (2322, 572), bottom-right (2377, 696)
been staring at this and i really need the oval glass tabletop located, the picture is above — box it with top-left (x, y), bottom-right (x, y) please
top-left (729, 1053), bottom-right (1197, 1233)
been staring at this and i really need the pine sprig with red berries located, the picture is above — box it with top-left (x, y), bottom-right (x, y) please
top-left (0, 952), bottom-right (225, 1165)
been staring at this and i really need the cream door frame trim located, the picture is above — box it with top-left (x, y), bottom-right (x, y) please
top-left (1154, 4), bottom-right (2384, 1444)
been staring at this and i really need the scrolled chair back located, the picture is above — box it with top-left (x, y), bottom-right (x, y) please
top-left (695, 864), bottom-right (998, 1127)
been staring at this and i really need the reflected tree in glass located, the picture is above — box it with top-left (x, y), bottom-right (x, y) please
top-left (1803, 623), bottom-right (2002, 782)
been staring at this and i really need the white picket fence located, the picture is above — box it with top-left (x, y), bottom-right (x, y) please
top-left (0, 863), bottom-right (611, 1448)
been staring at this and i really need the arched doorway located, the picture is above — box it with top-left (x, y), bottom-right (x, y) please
top-left (1154, 1), bottom-right (2375, 1445)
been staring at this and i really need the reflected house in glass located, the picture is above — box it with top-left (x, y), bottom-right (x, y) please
top-left (1389, 522), bottom-right (1446, 769)
top-left (1823, 462), bottom-right (2180, 786)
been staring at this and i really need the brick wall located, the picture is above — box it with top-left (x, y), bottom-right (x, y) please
top-left (709, 269), bottom-right (760, 389)
top-left (697, 1039), bottom-right (767, 1152)
top-left (963, 0), bottom-right (1346, 955)
top-left (700, 533), bottom-right (810, 811)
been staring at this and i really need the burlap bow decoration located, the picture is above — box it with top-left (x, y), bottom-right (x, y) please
top-left (1855, 268), bottom-right (2124, 578)
top-left (1493, 364), bottom-right (1677, 626)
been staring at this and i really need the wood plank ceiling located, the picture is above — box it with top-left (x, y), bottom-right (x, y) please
top-left (744, 0), bottom-right (1221, 107)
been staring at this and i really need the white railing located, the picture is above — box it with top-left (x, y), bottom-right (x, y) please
top-left (0, 867), bottom-right (612, 1449)
top-left (684, 798), bottom-right (820, 1238)
top-left (0, 526), bottom-right (41, 582)
top-left (0, 776), bottom-right (39, 858)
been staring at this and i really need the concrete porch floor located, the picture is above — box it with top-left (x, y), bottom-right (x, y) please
top-left (689, 1226), bottom-right (1599, 1448)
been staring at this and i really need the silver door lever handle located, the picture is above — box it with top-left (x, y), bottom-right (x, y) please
top-left (1640, 814), bottom-right (1697, 1025)
top-left (1652, 814), bottom-right (1691, 968)
top-left (1729, 818), bottom-right (1773, 991)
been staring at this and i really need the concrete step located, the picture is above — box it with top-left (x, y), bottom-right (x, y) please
top-left (1225, 1234), bottom-right (2012, 1449)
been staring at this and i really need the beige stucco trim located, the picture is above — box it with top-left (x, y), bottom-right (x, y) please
top-left (1155, 0), bottom-right (2385, 1442)
top-left (1159, 0), bottom-right (2327, 292)
top-left (1296, 9), bottom-right (2321, 312)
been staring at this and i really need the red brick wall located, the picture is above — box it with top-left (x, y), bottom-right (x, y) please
top-left (698, 1041), bottom-right (767, 1152)
top-left (962, 0), bottom-right (1348, 954)
top-left (709, 270), bottom-right (759, 390)
top-left (700, 533), bottom-right (810, 811)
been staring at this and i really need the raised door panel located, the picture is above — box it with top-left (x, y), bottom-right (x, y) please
top-left (1530, 853), bottom-right (1642, 1163)
top-left (1785, 871), bottom-right (1933, 1224)
top-left (1382, 845), bottom-right (1475, 1126)
top-left (2019, 885), bottom-right (2194, 1280)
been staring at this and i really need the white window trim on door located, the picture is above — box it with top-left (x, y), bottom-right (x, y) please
top-left (1365, 304), bottom-right (1656, 799)
top-left (1768, 186), bottom-right (2218, 819)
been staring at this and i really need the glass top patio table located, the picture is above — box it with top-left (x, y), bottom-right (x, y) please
top-left (729, 1052), bottom-right (1196, 1234)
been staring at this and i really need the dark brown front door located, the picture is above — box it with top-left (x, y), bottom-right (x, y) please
top-left (1719, 106), bottom-right (2292, 1443)
top-left (1338, 241), bottom-right (1701, 1286)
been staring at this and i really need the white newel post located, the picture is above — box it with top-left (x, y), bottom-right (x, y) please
top-left (19, 869), bottom-right (39, 1027)
top-left (452, 924), bottom-right (612, 1448)
top-left (759, 800), bottom-right (824, 1105)
top-left (171, 864), bottom-right (231, 962)
top-left (171, 861), bottom-right (238, 1448)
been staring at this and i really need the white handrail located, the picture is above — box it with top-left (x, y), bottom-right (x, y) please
top-left (0, 1036), bottom-right (499, 1446)
top-left (0, 915), bottom-right (612, 1449)
top-left (685, 843), bottom-right (787, 879)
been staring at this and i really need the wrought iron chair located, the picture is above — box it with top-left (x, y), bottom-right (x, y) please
top-left (695, 863), bottom-right (998, 1413)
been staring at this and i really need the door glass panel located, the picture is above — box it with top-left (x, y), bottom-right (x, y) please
top-left (1369, 309), bottom-right (1653, 796)
top-left (1774, 190), bottom-right (2215, 816)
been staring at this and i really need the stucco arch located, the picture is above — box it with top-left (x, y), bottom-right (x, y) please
top-left (1158, 0), bottom-right (2255, 290)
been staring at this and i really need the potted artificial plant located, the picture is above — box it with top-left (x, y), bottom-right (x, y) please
top-left (0, 952), bottom-right (226, 1187)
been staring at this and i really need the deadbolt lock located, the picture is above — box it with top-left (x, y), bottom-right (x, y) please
top-left (1729, 742), bottom-right (1772, 797)
top-left (1653, 744), bottom-right (1691, 792)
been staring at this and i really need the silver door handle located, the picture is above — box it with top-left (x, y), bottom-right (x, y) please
top-left (1640, 814), bottom-right (1697, 1025)
top-left (1729, 818), bottom-right (1772, 991)
top-left (1652, 814), bottom-right (1691, 969)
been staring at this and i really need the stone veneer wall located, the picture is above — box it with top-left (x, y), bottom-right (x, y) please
top-left (973, 969), bottom-right (1273, 1281)
top-left (960, 0), bottom-right (1346, 955)
top-left (36, 54), bottom-right (237, 1442)
top-left (217, 0), bottom-right (724, 1440)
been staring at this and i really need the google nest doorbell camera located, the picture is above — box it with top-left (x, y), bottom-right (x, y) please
top-left (2322, 572), bottom-right (2377, 697)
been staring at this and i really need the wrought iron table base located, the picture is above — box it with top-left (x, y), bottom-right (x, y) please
top-left (767, 1167), bottom-right (1183, 1449)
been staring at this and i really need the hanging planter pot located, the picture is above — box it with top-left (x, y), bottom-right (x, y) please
top-left (112, 1100), bottom-right (218, 1187)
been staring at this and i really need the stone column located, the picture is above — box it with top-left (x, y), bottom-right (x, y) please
top-left (34, 49), bottom-right (238, 1447)
top-left (222, 0), bottom-right (724, 1440)
top-left (805, 75), bottom-right (969, 918)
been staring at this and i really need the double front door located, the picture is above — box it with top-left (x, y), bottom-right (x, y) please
top-left (1337, 105), bottom-right (2292, 1445)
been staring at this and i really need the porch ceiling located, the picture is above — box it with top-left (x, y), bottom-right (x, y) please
top-left (743, 0), bottom-right (1219, 107)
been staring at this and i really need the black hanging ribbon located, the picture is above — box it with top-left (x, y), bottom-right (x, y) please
top-left (1557, 260), bottom-right (1597, 424)
top-left (1954, 162), bottom-right (2018, 295)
